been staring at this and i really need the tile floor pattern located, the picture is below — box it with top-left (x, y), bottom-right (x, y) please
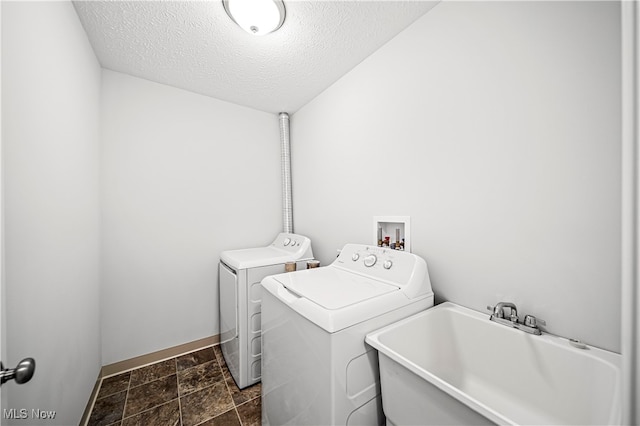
top-left (87, 345), bottom-right (261, 426)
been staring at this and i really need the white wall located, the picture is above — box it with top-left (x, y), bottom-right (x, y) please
top-left (2, 2), bottom-right (101, 424)
top-left (101, 70), bottom-right (281, 365)
top-left (621, 2), bottom-right (640, 422)
top-left (292, 1), bottom-right (621, 352)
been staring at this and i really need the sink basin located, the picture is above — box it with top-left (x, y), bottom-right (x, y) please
top-left (365, 302), bottom-right (621, 425)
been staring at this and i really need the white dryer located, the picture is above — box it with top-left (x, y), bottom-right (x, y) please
top-left (261, 243), bottom-right (434, 425)
top-left (219, 233), bottom-right (313, 389)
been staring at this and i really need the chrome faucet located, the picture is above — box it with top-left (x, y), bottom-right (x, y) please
top-left (487, 302), bottom-right (545, 335)
top-left (491, 302), bottom-right (518, 322)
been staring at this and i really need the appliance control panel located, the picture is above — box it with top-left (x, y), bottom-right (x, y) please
top-left (271, 233), bottom-right (313, 254)
top-left (333, 244), bottom-right (432, 298)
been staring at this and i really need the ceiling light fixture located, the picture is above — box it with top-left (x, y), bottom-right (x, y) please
top-left (223, 0), bottom-right (286, 36)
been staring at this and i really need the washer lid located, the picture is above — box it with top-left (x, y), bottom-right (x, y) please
top-left (277, 268), bottom-right (399, 310)
top-left (262, 271), bottom-right (430, 333)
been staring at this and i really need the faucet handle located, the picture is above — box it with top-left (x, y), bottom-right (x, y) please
top-left (524, 315), bottom-right (546, 328)
top-left (486, 305), bottom-right (501, 318)
top-left (487, 305), bottom-right (516, 320)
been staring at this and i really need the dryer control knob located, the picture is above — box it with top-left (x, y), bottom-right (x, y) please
top-left (351, 253), bottom-right (360, 261)
top-left (283, 238), bottom-right (291, 246)
top-left (364, 254), bottom-right (377, 267)
top-left (383, 260), bottom-right (393, 270)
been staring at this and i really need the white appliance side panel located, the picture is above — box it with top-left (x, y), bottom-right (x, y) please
top-left (262, 289), bottom-right (333, 426)
top-left (247, 263), bottom-right (288, 382)
top-left (219, 262), bottom-right (238, 343)
top-left (220, 262), bottom-right (241, 384)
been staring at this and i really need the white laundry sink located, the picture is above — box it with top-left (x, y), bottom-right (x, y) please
top-left (365, 302), bottom-right (621, 425)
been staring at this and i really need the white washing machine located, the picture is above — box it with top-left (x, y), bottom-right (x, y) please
top-left (261, 243), bottom-right (434, 425)
top-left (219, 233), bottom-right (313, 389)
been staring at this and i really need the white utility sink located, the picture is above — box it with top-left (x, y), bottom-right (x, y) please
top-left (365, 302), bottom-right (621, 425)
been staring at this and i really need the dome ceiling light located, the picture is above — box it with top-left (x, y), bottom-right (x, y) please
top-left (222, 0), bottom-right (286, 36)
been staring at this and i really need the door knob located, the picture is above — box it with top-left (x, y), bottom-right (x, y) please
top-left (0, 358), bottom-right (36, 386)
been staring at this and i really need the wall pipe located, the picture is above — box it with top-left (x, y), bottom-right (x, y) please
top-left (279, 112), bottom-right (293, 234)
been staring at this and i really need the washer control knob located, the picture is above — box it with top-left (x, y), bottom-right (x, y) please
top-left (283, 238), bottom-right (291, 246)
top-left (364, 254), bottom-right (377, 267)
top-left (383, 260), bottom-right (393, 270)
top-left (351, 253), bottom-right (360, 261)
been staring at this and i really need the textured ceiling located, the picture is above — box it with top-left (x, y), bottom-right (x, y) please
top-left (73, 0), bottom-right (439, 114)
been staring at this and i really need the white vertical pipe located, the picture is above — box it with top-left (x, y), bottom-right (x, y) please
top-left (621, 1), bottom-right (639, 424)
top-left (279, 112), bottom-right (293, 234)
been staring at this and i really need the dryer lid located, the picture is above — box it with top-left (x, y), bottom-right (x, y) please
top-left (277, 268), bottom-right (399, 310)
top-left (220, 233), bottom-right (313, 270)
top-left (221, 247), bottom-right (291, 270)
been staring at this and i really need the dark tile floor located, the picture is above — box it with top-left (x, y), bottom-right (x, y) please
top-left (87, 345), bottom-right (261, 426)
